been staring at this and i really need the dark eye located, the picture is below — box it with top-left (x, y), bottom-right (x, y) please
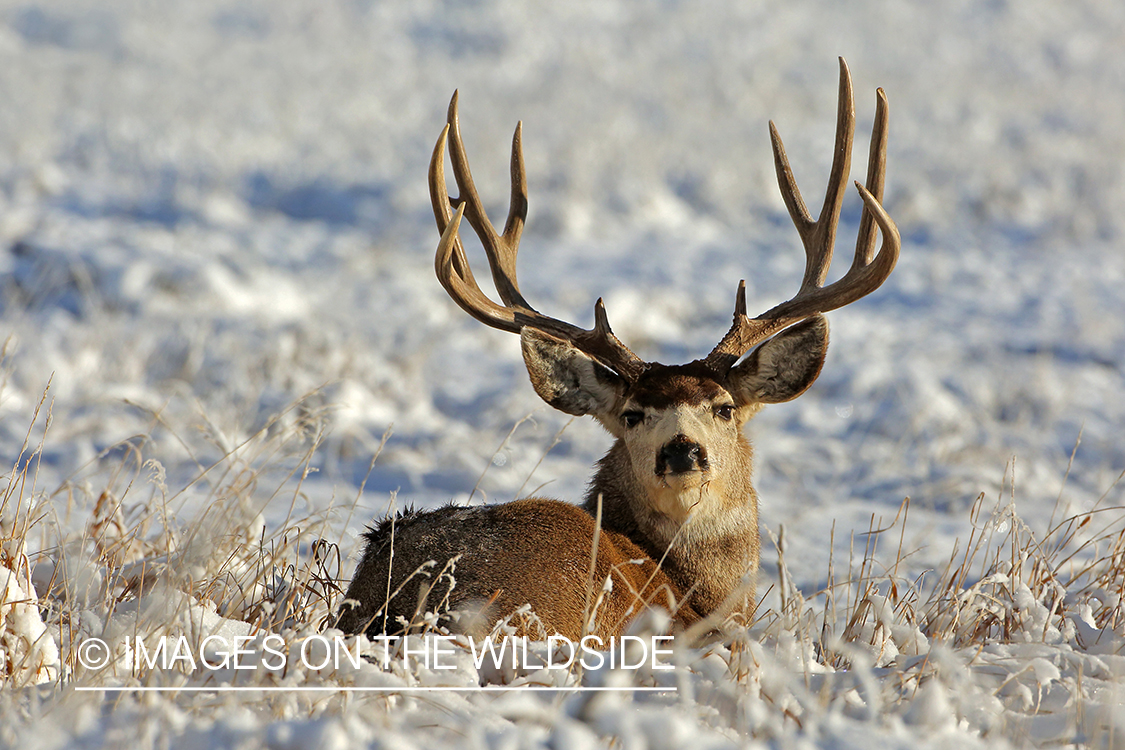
top-left (714, 405), bottom-right (734, 421)
top-left (622, 411), bottom-right (644, 428)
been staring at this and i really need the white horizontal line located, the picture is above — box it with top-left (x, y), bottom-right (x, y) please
top-left (75, 685), bottom-right (676, 693)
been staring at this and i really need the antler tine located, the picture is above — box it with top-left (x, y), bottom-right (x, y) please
top-left (704, 58), bottom-right (900, 373)
top-left (429, 93), bottom-right (648, 381)
top-left (771, 56), bottom-right (855, 292)
top-left (854, 87), bottom-right (888, 267)
top-left (430, 124), bottom-right (483, 306)
top-left (434, 202), bottom-right (521, 332)
top-left (445, 91), bottom-right (530, 309)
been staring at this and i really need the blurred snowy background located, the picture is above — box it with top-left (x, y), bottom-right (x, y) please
top-left (1, 0), bottom-right (1123, 592)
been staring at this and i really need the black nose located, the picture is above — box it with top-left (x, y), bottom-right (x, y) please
top-left (657, 436), bottom-right (707, 475)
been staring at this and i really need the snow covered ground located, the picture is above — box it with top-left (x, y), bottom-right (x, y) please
top-left (1, 0), bottom-right (1124, 747)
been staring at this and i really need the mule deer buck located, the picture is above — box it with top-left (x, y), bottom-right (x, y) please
top-left (335, 58), bottom-right (899, 641)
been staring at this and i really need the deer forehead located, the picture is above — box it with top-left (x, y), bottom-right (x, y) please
top-left (625, 365), bottom-right (732, 411)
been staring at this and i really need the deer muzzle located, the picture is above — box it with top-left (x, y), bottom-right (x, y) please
top-left (656, 435), bottom-right (708, 476)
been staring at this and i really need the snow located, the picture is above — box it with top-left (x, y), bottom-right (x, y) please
top-left (0, 546), bottom-right (61, 686)
top-left (1, 0), bottom-right (1124, 747)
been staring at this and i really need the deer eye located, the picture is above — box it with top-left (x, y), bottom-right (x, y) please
top-left (622, 411), bottom-right (645, 428)
top-left (714, 404), bottom-right (735, 421)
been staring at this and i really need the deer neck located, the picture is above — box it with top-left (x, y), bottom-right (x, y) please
top-left (583, 439), bottom-right (760, 615)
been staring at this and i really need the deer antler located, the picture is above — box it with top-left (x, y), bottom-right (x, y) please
top-left (703, 57), bottom-right (900, 373)
top-left (429, 92), bottom-right (648, 382)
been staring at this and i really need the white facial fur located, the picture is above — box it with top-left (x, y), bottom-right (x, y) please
top-left (617, 396), bottom-right (749, 523)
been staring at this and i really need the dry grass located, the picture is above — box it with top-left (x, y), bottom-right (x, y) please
top-left (2, 385), bottom-right (359, 687)
top-left (2, 394), bottom-right (1123, 745)
top-left (724, 458), bottom-right (1125, 744)
top-left (778, 463), bottom-right (1125, 667)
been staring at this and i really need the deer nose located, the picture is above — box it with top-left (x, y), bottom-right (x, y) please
top-left (657, 436), bottom-right (707, 475)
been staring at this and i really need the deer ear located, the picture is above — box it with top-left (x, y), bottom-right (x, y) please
top-left (728, 315), bottom-right (829, 404)
top-left (520, 328), bottom-right (626, 417)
